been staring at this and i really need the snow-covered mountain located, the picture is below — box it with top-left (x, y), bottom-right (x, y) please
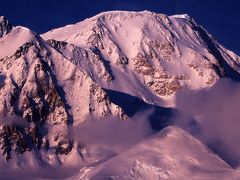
top-left (42, 11), bottom-right (240, 105)
top-left (67, 126), bottom-right (237, 180)
top-left (1, 11), bottom-right (240, 179)
top-left (0, 15), bottom-right (125, 162)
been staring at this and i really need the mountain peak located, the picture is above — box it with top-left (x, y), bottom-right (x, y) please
top-left (1, 10), bottom-right (240, 179)
top-left (92, 10), bottom-right (156, 16)
top-left (0, 16), bottom-right (13, 38)
top-left (42, 10), bottom-right (240, 99)
top-left (170, 14), bottom-right (191, 19)
top-left (0, 16), bottom-right (5, 21)
top-left (85, 10), bottom-right (162, 22)
top-left (0, 25), bottom-right (38, 59)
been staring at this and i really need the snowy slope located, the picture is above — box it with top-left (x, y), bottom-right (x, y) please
top-left (0, 17), bottom-right (126, 163)
top-left (0, 11), bottom-right (240, 179)
top-left (42, 11), bottom-right (240, 106)
top-left (0, 26), bottom-right (36, 59)
top-left (67, 126), bottom-right (237, 180)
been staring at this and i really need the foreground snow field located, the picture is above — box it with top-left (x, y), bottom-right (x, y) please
top-left (67, 126), bottom-right (238, 180)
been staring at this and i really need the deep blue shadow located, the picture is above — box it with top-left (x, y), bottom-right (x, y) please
top-left (104, 89), bottom-right (177, 131)
top-left (0, 74), bottom-right (6, 87)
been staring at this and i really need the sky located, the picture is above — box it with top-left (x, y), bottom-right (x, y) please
top-left (0, 0), bottom-right (239, 55)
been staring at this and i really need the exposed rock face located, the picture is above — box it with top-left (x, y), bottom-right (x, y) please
top-left (42, 11), bottom-right (240, 100)
top-left (1, 11), bottom-right (240, 164)
top-left (0, 26), bottom-right (125, 161)
top-left (0, 16), bottom-right (13, 38)
top-left (46, 39), bottom-right (115, 83)
top-left (0, 117), bottom-right (51, 161)
top-left (0, 39), bottom-right (73, 160)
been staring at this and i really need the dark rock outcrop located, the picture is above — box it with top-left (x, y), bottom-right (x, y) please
top-left (0, 16), bottom-right (13, 38)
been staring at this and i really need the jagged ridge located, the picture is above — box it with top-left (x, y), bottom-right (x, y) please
top-left (0, 23), bottom-right (126, 161)
top-left (1, 11), bottom-right (240, 168)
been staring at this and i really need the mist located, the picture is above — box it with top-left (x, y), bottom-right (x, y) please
top-left (0, 108), bottom-right (155, 180)
top-left (0, 115), bottom-right (29, 128)
top-left (3, 78), bottom-right (240, 178)
top-left (175, 78), bottom-right (240, 167)
top-left (73, 109), bottom-right (155, 154)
